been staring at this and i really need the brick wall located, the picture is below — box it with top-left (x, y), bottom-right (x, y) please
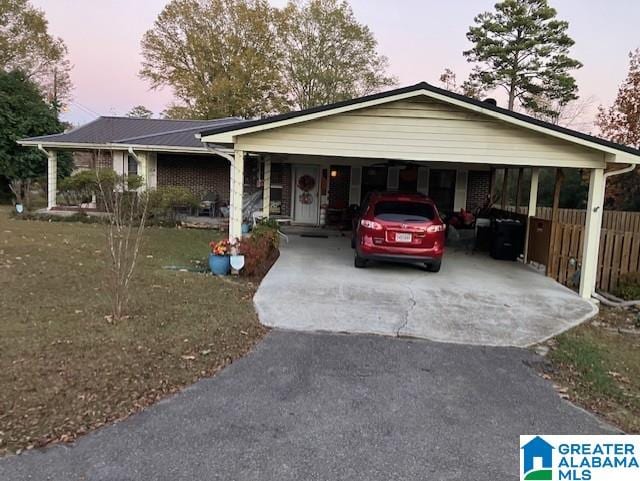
top-left (466, 170), bottom-right (491, 212)
top-left (157, 153), bottom-right (230, 201)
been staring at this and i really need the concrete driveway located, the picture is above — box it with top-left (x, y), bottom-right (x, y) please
top-left (0, 331), bottom-right (616, 481)
top-left (255, 235), bottom-right (596, 347)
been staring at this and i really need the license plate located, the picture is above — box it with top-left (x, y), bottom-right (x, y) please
top-left (395, 233), bottom-right (412, 243)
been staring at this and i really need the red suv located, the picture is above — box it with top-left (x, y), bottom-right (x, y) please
top-left (352, 192), bottom-right (446, 272)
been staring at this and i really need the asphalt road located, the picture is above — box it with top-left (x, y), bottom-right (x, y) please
top-left (0, 330), bottom-right (616, 481)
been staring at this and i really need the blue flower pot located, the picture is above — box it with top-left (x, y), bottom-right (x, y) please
top-left (209, 254), bottom-right (231, 276)
top-left (241, 223), bottom-right (250, 234)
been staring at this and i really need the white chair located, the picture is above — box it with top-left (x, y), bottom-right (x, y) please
top-left (251, 210), bottom-right (264, 227)
top-left (251, 210), bottom-right (289, 243)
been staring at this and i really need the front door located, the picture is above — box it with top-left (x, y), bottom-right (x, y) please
top-left (293, 165), bottom-right (320, 224)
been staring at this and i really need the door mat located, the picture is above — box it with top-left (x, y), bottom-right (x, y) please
top-left (300, 233), bottom-right (330, 238)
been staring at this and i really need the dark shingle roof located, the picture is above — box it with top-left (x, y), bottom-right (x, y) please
top-left (22, 116), bottom-right (244, 149)
top-left (200, 82), bottom-right (640, 157)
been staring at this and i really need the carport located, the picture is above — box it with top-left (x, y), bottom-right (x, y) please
top-left (200, 82), bottom-right (640, 301)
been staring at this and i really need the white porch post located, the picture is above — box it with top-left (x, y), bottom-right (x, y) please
top-left (47, 150), bottom-right (57, 210)
top-left (579, 167), bottom-right (605, 299)
top-left (262, 156), bottom-right (271, 217)
top-left (523, 167), bottom-right (539, 262)
top-left (229, 149), bottom-right (245, 240)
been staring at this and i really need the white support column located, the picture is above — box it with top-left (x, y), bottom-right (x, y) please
top-left (262, 157), bottom-right (271, 217)
top-left (229, 149), bottom-right (245, 241)
top-left (453, 168), bottom-right (468, 211)
top-left (47, 150), bottom-right (57, 210)
top-left (524, 167), bottom-right (539, 263)
top-left (579, 168), bottom-right (605, 299)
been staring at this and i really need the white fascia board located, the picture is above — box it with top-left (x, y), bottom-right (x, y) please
top-left (201, 88), bottom-right (640, 161)
top-left (18, 140), bottom-right (125, 150)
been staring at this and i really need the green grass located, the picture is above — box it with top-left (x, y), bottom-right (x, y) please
top-left (548, 317), bottom-right (640, 433)
top-left (0, 207), bottom-right (265, 455)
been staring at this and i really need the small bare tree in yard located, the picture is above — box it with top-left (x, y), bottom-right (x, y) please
top-left (95, 168), bottom-right (149, 321)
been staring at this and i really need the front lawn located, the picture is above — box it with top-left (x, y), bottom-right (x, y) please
top-left (546, 307), bottom-right (640, 433)
top-left (0, 207), bottom-right (265, 455)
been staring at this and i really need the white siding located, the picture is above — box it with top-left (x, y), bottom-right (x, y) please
top-left (235, 97), bottom-right (605, 169)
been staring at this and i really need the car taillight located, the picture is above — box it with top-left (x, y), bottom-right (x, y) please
top-left (361, 219), bottom-right (383, 230)
top-left (426, 224), bottom-right (446, 233)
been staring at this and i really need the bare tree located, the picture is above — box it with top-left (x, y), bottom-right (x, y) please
top-left (524, 95), bottom-right (597, 131)
top-left (96, 169), bottom-right (149, 321)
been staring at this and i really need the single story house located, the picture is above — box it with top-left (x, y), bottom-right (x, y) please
top-left (19, 82), bottom-right (640, 300)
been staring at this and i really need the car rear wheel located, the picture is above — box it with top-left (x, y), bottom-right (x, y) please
top-left (354, 254), bottom-right (367, 268)
top-left (425, 260), bottom-right (441, 273)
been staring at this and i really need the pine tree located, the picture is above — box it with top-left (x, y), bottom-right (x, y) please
top-left (464, 0), bottom-right (582, 117)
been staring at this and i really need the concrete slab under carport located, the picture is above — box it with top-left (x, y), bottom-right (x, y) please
top-left (254, 235), bottom-right (597, 347)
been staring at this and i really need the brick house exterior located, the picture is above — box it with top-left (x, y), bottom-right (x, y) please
top-left (466, 170), bottom-right (491, 212)
top-left (157, 153), bottom-right (231, 201)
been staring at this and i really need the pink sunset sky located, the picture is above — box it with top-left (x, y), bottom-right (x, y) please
top-left (32, 0), bottom-right (640, 131)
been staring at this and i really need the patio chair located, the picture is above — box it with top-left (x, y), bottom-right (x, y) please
top-left (198, 191), bottom-right (219, 217)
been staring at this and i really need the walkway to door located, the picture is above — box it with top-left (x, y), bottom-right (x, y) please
top-left (254, 236), bottom-right (597, 347)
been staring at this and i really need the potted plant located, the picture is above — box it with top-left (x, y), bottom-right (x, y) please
top-left (209, 239), bottom-right (231, 275)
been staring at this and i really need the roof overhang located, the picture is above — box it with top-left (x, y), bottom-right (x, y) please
top-left (200, 83), bottom-right (640, 165)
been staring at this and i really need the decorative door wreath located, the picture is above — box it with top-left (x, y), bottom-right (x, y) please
top-left (297, 174), bottom-right (316, 205)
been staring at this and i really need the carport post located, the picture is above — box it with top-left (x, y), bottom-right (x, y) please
top-left (579, 167), bottom-right (605, 299)
top-left (523, 167), bottom-right (539, 263)
top-left (229, 149), bottom-right (244, 241)
top-left (262, 156), bottom-right (271, 217)
top-left (45, 148), bottom-right (57, 210)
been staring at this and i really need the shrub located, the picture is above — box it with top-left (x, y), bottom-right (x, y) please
top-left (148, 187), bottom-right (199, 223)
top-left (58, 170), bottom-right (98, 206)
top-left (238, 225), bottom-right (279, 278)
top-left (57, 169), bottom-right (143, 209)
top-left (616, 272), bottom-right (640, 301)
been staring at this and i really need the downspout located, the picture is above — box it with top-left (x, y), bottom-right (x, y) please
top-left (127, 146), bottom-right (141, 165)
top-left (591, 163), bottom-right (638, 305)
top-left (603, 163), bottom-right (636, 182)
top-left (204, 144), bottom-right (235, 163)
top-left (37, 143), bottom-right (50, 157)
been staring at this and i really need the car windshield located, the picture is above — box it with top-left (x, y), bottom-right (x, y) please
top-left (374, 201), bottom-right (435, 222)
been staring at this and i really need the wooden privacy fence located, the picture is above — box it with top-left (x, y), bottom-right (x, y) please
top-left (506, 206), bottom-right (640, 232)
top-left (528, 217), bottom-right (640, 292)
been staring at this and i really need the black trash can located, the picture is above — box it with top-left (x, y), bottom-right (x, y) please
top-left (490, 219), bottom-right (525, 261)
top-left (475, 218), bottom-right (492, 252)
